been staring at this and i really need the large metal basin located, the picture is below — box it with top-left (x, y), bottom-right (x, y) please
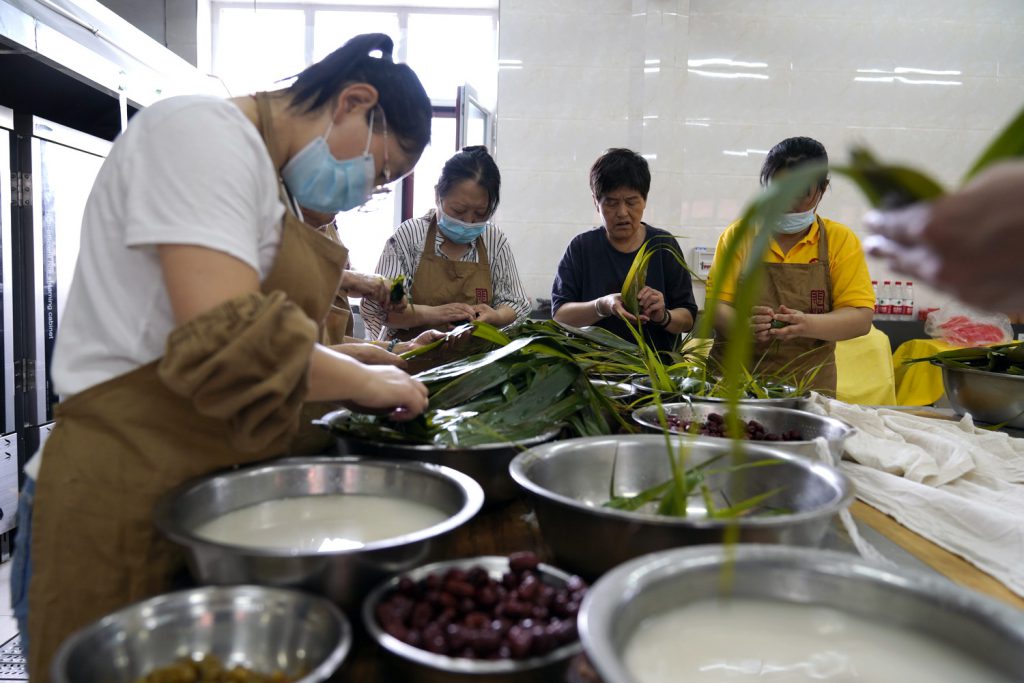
top-left (52, 585), bottom-right (350, 683)
top-left (509, 435), bottom-right (852, 578)
top-left (939, 362), bottom-right (1024, 429)
top-left (319, 409), bottom-right (561, 503)
top-left (154, 457), bottom-right (483, 611)
top-left (580, 545), bottom-right (1024, 683)
top-left (632, 401), bottom-right (855, 463)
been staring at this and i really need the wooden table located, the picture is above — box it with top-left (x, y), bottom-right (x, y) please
top-left (331, 488), bottom-right (1023, 681)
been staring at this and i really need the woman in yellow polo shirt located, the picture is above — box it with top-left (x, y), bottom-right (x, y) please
top-left (707, 137), bottom-right (875, 395)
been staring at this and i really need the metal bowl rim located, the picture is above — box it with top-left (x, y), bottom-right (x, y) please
top-left (317, 409), bottom-right (564, 451)
top-left (577, 544), bottom-right (1024, 683)
top-left (50, 584), bottom-right (352, 683)
top-left (362, 555), bottom-right (583, 673)
top-left (153, 456), bottom-right (484, 558)
top-left (630, 401), bottom-right (856, 445)
top-left (508, 435), bottom-right (854, 529)
top-left (934, 361), bottom-right (1024, 384)
top-left (630, 377), bottom-right (808, 404)
top-left (588, 378), bottom-right (639, 398)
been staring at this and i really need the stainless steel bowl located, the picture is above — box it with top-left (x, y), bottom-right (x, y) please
top-left (631, 401), bottom-right (855, 463)
top-left (509, 435), bottom-right (852, 577)
top-left (589, 378), bottom-right (638, 401)
top-left (632, 376), bottom-right (810, 409)
top-left (697, 388), bottom-right (810, 410)
top-left (580, 545), bottom-right (1024, 683)
top-left (630, 375), bottom-right (713, 400)
top-left (319, 409), bottom-right (561, 503)
top-left (939, 362), bottom-right (1024, 429)
top-left (154, 457), bottom-right (484, 611)
top-left (363, 556), bottom-right (582, 683)
top-left (52, 585), bottom-right (350, 683)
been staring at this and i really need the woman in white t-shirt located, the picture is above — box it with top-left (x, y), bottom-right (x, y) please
top-left (15, 34), bottom-right (435, 675)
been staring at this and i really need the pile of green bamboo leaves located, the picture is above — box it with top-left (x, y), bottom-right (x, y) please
top-left (333, 322), bottom-right (628, 447)
top-left (906, 341), bottom-right (1024, 376)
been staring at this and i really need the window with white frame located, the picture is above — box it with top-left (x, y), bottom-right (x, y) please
top-left (208, 1), bottom-right (497, 299)
top-left (210, 2), bottom-right (497, 105)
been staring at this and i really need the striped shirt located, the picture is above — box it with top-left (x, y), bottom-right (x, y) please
top-left (361, 210), bottom-right (531, 340)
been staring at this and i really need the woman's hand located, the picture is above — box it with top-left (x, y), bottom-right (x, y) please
top-left (332, 342), bottom-right (406, 368)
top-left (471, 303), bottom-right (505, 326)
top-left (768, 305), bottom-right (810, 340)
top-left (863, 161), bottom-right (1024, 312)
top-left (394, 329), bottom-right (446, 354)
top-left (637, 286), bottom-right (666, 325)
top-left (346, 365), bottom-right (429, 421)
top-left (427, 303), bottom-right (477, 327)
top-left (750, 305), bottom-right (775, 343)
top-left (341, 271), bottom-right (407, 312)
top-left (595, 293), bottom-right (642, 324)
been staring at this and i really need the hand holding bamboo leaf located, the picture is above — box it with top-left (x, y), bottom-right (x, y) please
top-left (860, 107), bottom-right (1024, 310)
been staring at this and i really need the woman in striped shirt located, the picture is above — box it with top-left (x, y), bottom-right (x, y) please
top-left (362, 146), bottom-right (531, 341)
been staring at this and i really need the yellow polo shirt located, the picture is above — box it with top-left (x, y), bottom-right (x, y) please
top-left (707, 216), bottom-right (875, 310)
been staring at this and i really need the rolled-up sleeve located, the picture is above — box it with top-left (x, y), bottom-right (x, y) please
top-left (361, 236), bottom-right (405, 340)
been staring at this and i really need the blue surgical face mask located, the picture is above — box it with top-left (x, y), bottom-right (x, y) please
top-left (775, 208), bottom-right (816, 234)
top-left (281, 109), bottom-right (379, 213)
top-left (436, 207), bottom-right (489, 244)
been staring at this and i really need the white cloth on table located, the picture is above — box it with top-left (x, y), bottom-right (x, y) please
top-left (808, 394), bottom-right (1024, 598)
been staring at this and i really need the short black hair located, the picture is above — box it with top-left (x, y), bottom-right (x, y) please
top-left (288, 33), bottom-right (432, 156)
top-left (589, 148), bottom-right (651, 200)
top-left (760, 136), bottom-right (829, 193)
top-left (435, 146), bottom-right (501, 216)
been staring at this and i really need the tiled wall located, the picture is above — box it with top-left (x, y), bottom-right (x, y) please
top-left (496, 0), bottom-right (1024, 311)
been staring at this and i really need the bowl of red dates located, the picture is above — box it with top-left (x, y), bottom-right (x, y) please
top-left (363, 551), bottom-right (586, 682)
top-left (631, 400), bottom-right (854, 463)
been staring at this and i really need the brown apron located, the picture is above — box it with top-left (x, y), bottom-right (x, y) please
top-left (712, 217), bottom-right (836, 395)
top-left (26, 93), bottom-right (347, 677)
top-left (319, 221), bottom-right (355, 344)
top-left (393, 219), bottom-right (493, 373)
top-left (288, 222), bottom-right (355, 455)
top-left (752, 217), bottom-right (837, 395)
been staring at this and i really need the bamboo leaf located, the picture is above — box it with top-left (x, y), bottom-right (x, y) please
top-left (835, 148), bottom-right (946, 209)
top-left (620, 240), bottom-right (651, 316)
top-left (964, 107), bottom-right (1024, 181)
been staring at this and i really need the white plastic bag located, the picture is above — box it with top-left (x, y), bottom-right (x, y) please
top-left (924, 303), bottom-right (1012, 347)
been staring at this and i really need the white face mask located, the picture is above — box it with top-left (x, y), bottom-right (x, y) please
top-left (774, 208), bottom-right (816, 234)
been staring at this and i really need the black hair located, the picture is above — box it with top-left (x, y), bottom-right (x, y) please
top-left (589, 148), bottom-right (651, 201)
top-left (288, 33), bottom-right (432, 155)
top-left (435, 146), bottom-right (501, 216)
top-left (760, 136), bottom-right (830, 193)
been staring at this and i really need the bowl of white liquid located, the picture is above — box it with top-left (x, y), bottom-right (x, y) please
top-left (154, 457), bottom-right (484, 611)
top-left (579, 544), bottom-right (1024, 683)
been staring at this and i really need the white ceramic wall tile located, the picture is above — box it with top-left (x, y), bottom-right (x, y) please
top-left (498, 11), bottom-right (636, 68)
top-left (497, 0), bottom-right (1023, 310)
top-left (499, 0), bottom-right (632, 15)
top-left (499, 168), bottom-right (599, 226)
top-left (497, 66), bottom-right (632, 121)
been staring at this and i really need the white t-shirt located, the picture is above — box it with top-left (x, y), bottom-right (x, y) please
top-left (27, 95), bottom-right (285, 478)
top-left (52, 95), bottom-right (285, 396)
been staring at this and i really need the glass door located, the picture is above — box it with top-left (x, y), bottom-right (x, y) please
top-left (456, 84), bottom-right (495, 153)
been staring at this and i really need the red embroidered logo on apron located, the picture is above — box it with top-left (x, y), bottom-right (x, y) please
top-left (476, 288), bottom-right (489, 303)
top-left (809, 289), bottom-right (826, 314)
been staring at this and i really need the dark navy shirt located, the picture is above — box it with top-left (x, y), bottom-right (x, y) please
top-left (551, 224), bottom-right (698, 352)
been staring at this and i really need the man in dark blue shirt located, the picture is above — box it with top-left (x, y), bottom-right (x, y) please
top-left (551, 148), bottom-right (697, 352)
